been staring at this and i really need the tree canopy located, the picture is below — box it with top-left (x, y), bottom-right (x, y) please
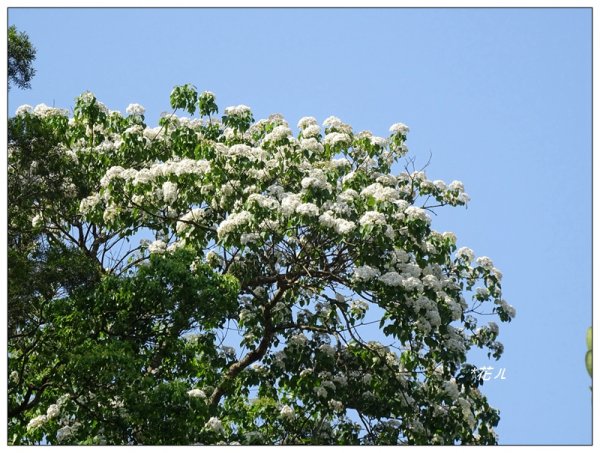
top-left (8, 25), bottom-right (37, 90)
top-left (7, 85), bottom-right (515, 445)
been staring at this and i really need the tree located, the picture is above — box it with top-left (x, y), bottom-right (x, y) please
top-left (7, 85), bottom-right (515, 445)
top-left (8, 25), bottom-right (37, 90)
top-left (586, 327), bottom-right (592, 386)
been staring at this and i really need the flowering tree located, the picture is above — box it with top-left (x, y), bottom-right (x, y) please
top-left (7, 84), bottom-right (515, 445)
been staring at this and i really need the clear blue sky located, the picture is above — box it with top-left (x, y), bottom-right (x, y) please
top-left (7, 7), bottom-right (592, 445)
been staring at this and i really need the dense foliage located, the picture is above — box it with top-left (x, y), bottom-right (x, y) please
top-left (7, 85), bottom-right (515, 445)
top-left (8, 25), bottom-right (37, 90)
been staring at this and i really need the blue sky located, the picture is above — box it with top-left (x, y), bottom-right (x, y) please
top-left (7, 7), bottom-right (592, 445)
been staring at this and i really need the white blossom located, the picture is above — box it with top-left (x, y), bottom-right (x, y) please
top-left (405, 206), bottom-right (430, 223)
top-left (353, 265), bottom-right (381, 281)
top-left (126, 103), bottom-right (145, 116)
top-left (323, 116), bottom-right (343, 129)
top-left (389, 122), bottom-right (410, 135)
top-left (402, 276), bottom-right (423, 292)
top-left (324, 132), bottom-right (351, 147)
top-left (379, 271), bottom-right (403, 287)
top-left (217, 211), bottom-right (253, 238)
top-left (302, 124), bottom-right (321, 138)
top-left (443, 380), bottom-right (460, 400)
top-left (300, 137), bottom-right (324, 153)
top-left (56, 425), bottom-right (75, 442)
top-left (289, 333), bottom-right (308, 346)
top-left (204, 416), bottom-right (224, 433)
top-left (456, 247), bottom-right (475, 262)
top-left (361, 183), bottom-right (399, 202)
top-left (264, 125), bottom-right (292, 143)
top-left (297, 116), bottom-right (318, 129)
top-left (302, 169), bottom-right (331, 191)
top-left (148, 240), bottom-right (167, 254)
top-left (319, 344), bottom-right (336, 357)
top-left (188, 389), bottom-right (207, 398)
top-left (328, 399), bottom-right (344, 413)
top-left (433, 180), bottom-right (447, 191)
top-left (370, 135), bottom-right (388, 147)
top-left (26, 415), bottom-right (47, 431)
top-left (296, 202), bottom-right (320, 217)
top-left (225, 104), bottom-right (252, 116)
top-left (280, 405), bottom-right (295, 420)
top-left (162, 181), bottom-right (178, 204)
top-left (499, 299), bottom-right (517, 318)
top-left (448, 180), bottom-right (465, 192)
top-left (359, 211), bottom-right (387, 227)
top-left (15, 104), bottom-right (33, 116)
top-left (281, 193), bottom-right (302, 216)
top-left (31, 213), bottom-right (44, 228)
top-left (475, 287), bottom-right (490, 299)
top-left (476, 256), bottom-right (494, 270)
top-left (46, 404), bottom-right (60, 419)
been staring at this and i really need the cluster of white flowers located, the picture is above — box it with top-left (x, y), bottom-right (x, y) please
top-left (148, 240), bottom-right (167, 254)
top-left (302, 124), bottom-right (321, 138)
top-left (176, 208), bottom-right (206, 233)
top-left (296, 202), bottom-right (320, 217)
top-left (15, 104), bottom-right (33, 116)
top-left (188, 389), bottom-right (207, 399)
top-left (287, 333), bottom-right (307, 348)
top-left (204, 416), bottom-right (224, 433)
top-left (31, 213), bottom-right (44, 228)
top-left (29, 103), bottom-right (69, 118)
top-left (56, 424), bottom-right (79, 443)
top-left (476, 256), bottom-right (494, 270)
top-left (402, 276), bottom-right (424, 292)
top-left (353, 265), bottom-right (381, 281)
top-left (247, 193), bottom-right (280, 210)
top-left (280, 193), bottom-right (301, 216)
top-left (264, 125), bottom-right (292, 143)
top-left (217, 211), bottom-right (253, 239)
top-left (300, 137), bottom-right (324, 153)
top-left (369, 135), bottom-right (388, 148)
top-left (301, 169), bottom-right (332, 192)
top-left (126, 103), bottom-right (145, 116)
top-left (475, 287), bottom-right (490, 299)
top-left (143, 126), bottom-right (164, 141)
top-left (240, 232), bottom-right (261, 245)
top-left (318, 211), bottom-right (356, 235)
top-left (422, 274), bottom-right (442, 291)
top-left (359, 211), bottom-right (387, 227)
top-left (162, 181), bottom-right (178, 204)
top-left (443, 380), bottom-right (460, 400)
top-left (279, 404), bottom-right (295, 420)
top-left (26, 414), bottom-right (47, 431)
top-left (46, 404), bottom-right (60, 419)
top-left (405, 206), bottom-right (430, 223)
top-left (328, 399), bottom-right (344, 413)
top-left (389, 122), bottom-right (410, 135)
top-left (443, 180), bottom-right (471, 205)
top-left (319, 344), bottom-right (336, 357)
top-left (379, 271), bottom-right (403, 287)
top-left (224, 104), bottom-right (251, 117)
top-left (350, 300), bottom-right (369, 316)
top-left (361, 183), bottom-right (399, 203)
top-left (297, 116), bottom-right (317, 129)
top-left (498, 299), bottom-right (517, 318)
top-left (456, 247), bottom-right (475, 263)
top-left (323, 132), bottom-right (351, 147)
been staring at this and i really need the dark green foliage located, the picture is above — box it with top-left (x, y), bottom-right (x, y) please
top-left (8, 25), bottom-right (37, 90)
